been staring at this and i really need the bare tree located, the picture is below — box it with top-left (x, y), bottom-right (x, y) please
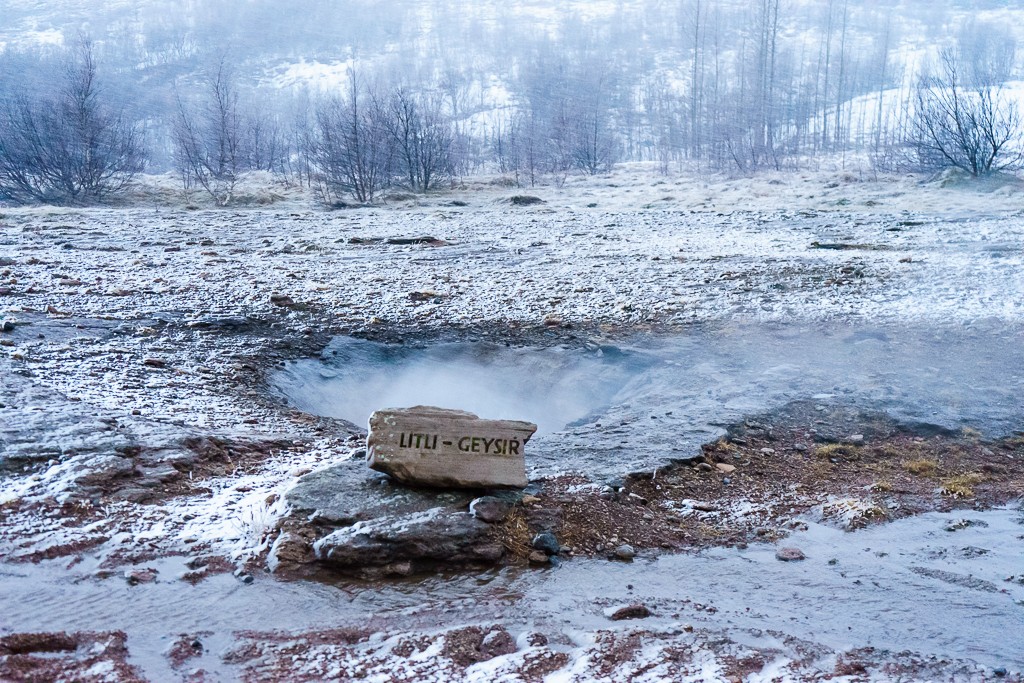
top-left (0, 41), bottom-right (144, 205)
top-left (245, 109), bottom-right (287, 172)
top-left (172, 57), bottom-right (245, 204)
top-left (912, 48), bottom-right (1023, 176)
top-left (379, 87), bottom-right (455, 193)
top-left (569, 73), bottom-right (619, 175)
top-left (312, 71), bottom-right (392, 204)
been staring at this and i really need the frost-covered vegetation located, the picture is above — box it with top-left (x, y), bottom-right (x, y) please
top-left (1, 1), bottom-right (1023, 205)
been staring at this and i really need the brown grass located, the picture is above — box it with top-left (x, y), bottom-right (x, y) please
top-left (904, 459), bottom-right (939, 476)
top-left (940, 473), bottom-right (986, 498)
top-left (814, 443), bottom-right (861, 460)
top-left (494, 507), bottom-right (532, 560)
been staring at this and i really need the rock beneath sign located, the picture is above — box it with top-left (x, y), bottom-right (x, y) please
top-left (285, 457), bottom-right (477, 526)
top-left (368, 406), bottom-right (536, 489)
top-left (313, 509), bottom-right (503, 573)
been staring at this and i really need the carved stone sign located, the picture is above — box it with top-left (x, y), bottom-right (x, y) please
top-left (367, 406), bottom-right (536, 489)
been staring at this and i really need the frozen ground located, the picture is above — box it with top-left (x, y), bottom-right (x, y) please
top-left (2, 166), bottom-right (1023, 680)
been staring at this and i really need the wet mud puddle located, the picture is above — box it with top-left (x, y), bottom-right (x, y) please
top-left (272, 322), bottom-right (1024, 478)
top-left (2, 509), bottom-right (1022, 678)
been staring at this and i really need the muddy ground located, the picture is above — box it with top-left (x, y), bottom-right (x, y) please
top-left (1, 197), bottom-right (1023, 681)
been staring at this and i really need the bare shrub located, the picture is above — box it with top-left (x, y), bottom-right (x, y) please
top-left (0, 42), bottom-right (145, 205)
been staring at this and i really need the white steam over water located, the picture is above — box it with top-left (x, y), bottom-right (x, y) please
top-left (272, 323), bottom-right (1024, 478)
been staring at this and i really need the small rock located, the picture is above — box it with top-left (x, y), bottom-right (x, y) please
top-left (793, 444), bottom-right (808, 452)
top-left (0, 320), bottom-right (14, 333)
top-left (523, 632), bottom-right (548, 647)
top-left (945, 518), bottom-right (988, 532)
top-left (125, 568), bottom-right (158, 585)
top-left (238, 574), bottom-right (254, 584)
top-left (613, 544), bottom-right (636, 561)
top-left (532, 531), bottom-right (560, 555)
top-left (384, 561), bottom-right (414, 577)
top-left (521, 494), bottom-right (541, 505)
top-left (528, 551), bottom-right (549, 565)
top-left (143, 358), bottom-right (167, 368)
top-left (846, 434), bottom-right (865, 444)
top-left (469, 496), bottom-right (513, 523)
top-left (692, 503), bottom-right (717, 512)
top-left (510, 195), bottom-right (544, 206)
top-left (715, 463), bottom-right (736, 474)
top-left (994, 667), bottom-right (1007, 677)
top-left (776, 546), bottom-right (806, 562)
top-left (697, 462), bottom-right (713, 472)
top-left (759, 448), bottom-right (775, 455)
top-left (270, 293), bottom-right (296, 307)
top-left (606, 604), bottom-right (652, 621)
top-left (480, 629), bottom-right (517, 658)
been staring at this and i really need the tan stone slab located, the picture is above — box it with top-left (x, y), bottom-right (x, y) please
top-left (367, 405), bottom-right (536, 489)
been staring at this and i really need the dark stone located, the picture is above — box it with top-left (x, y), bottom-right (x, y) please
top-left (185, 315), bottom-right (254, 330)
top-left (607, 604), bottom-right (652, 621)
top-left (314, 509), bottom-right (503, 571)
top-left (469, 496), bottom-right (513, 523)
top-left (385, 236), bottom-right (442, 245)
top-left (532, 531), bottom-right (560, 555)
top-left (613, 544), bottom-right (636, 561)
top-left (510, 195), bottom-right (544, 206)
top-left (528, 551), bottom-right (549, 565)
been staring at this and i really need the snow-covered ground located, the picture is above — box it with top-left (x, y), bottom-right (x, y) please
top-left (3, 163), bottom-right (1024, 521)
top-left (2, 167), bottom-right (1023, 680)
